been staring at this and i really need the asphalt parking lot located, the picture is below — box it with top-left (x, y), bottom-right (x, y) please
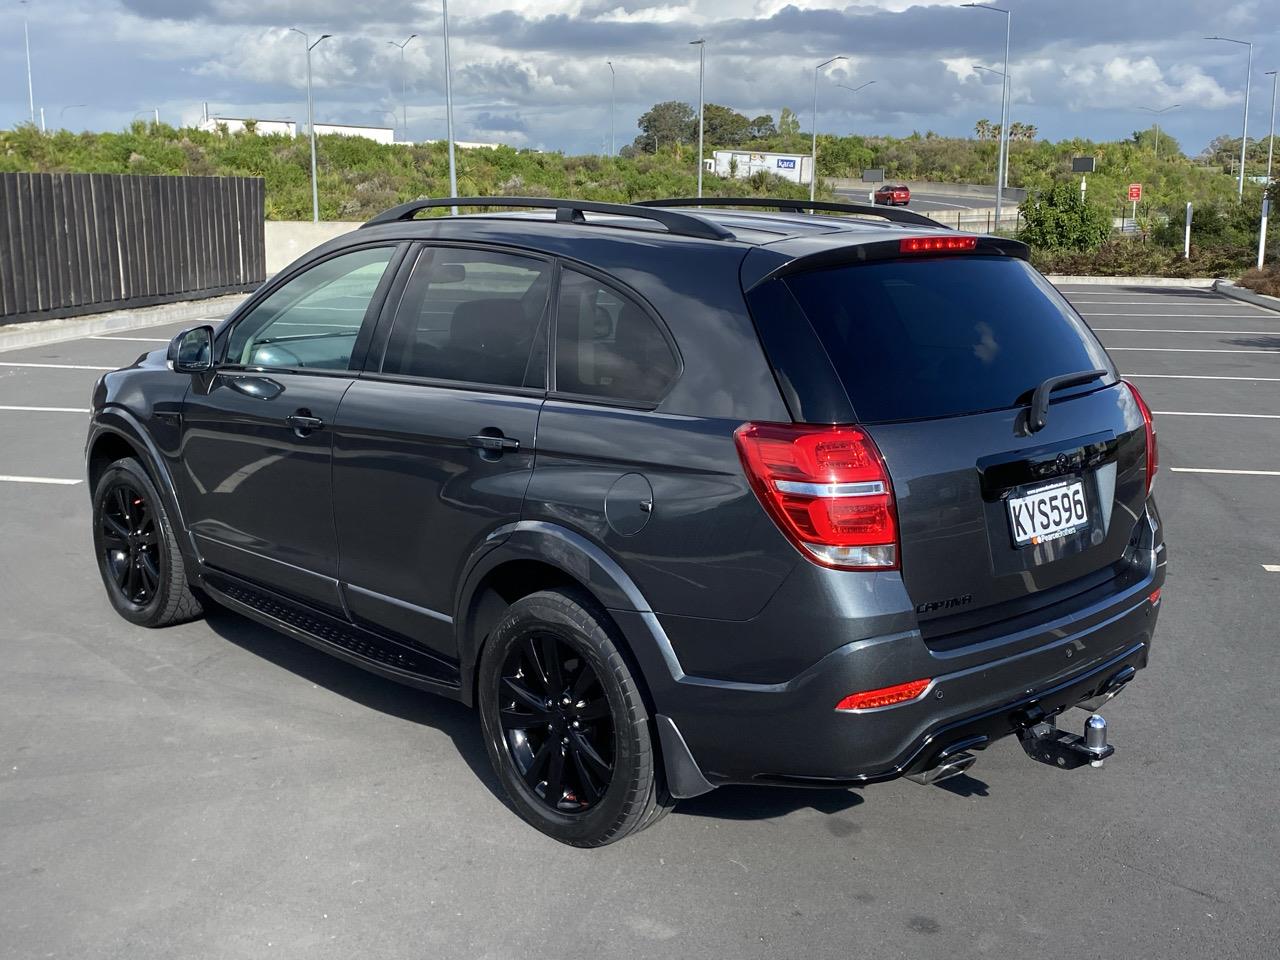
top-left (2, 284), bottom-right (1278, 959)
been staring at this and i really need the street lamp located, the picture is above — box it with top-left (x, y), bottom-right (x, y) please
top-left (973, 65), bottom-right (1009, 189)
top-left (690, 40), bottom-right (705, 198)
top-left (963, 3), bottom-right (1011, 227)
top-left (441, 0), bottom-right (458, 212)
top-left (20, 0), bottom-right (34, 124)
top-left (58, 103), bottom-right (86, 127)
top-left (607, 60), bottom-right (615, 157)
top-left (1266, 71), bottom-right (1277, 184)
top-left (291, 27), bottom-right (332, 223)
top-left (1138, 104), bottom-right (1180, 161)
top-left (1207, 36), bottom-right (1253, 199)
top-left (387, 35), bottom-right (417, 142)
top-left (810, 55), bottom-right (847, 202)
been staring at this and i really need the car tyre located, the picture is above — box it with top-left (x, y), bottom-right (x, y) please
top-left (478, 587), bottom-right (673, 847)
top-left (92, 456), bottom-right (204, 628)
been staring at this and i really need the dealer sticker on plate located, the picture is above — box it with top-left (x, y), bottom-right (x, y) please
top-left (1007, 478), bottom-right (1089, 546)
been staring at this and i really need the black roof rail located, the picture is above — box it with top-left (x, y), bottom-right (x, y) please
top-left (360, 196), bottom-right (735, 241)
top-left (633, 196), bottom-right (948, 229)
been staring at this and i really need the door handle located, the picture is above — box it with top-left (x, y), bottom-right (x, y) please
top-left (286, 412), bottom-right (325, 435)
top-left (466, 434), bottom-right (520, 453)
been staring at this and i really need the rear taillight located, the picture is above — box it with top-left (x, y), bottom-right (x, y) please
top-left (899, 235), bottom-right (977, 254)
top-left (734, 422), bottom-right (899, 570)
top-left (1123, 380), bottom-right (1158, 497)
top-left (835, 678), bottom-right (931, 712)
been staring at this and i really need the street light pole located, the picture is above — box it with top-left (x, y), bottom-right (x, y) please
top-left (973, 64), bottom-right (1010, 191)
top-left (291, 28), bottom-right (332, 223)
top-left (388, 35), bottom-right (417, 142)
top-left (59, 103), bottom-right (86, 128)
top-left (811, 55), bottom-right (847, 202)
top-left (690, 40), bottom-right (705, 198)
top-left (1266, 71), bottom-right (1278, 184)
top-left (1139, 104), bottom-right (1180, 161)
top-left (21, 0), bottom-right (34, 124)
top-left (1208, 36), bottom-right (1253, 199)
top-left (964, 4), bottom-right (1011, 228)
top-left (607, 60), bottom-right (615, 157)
top-left (442, 0), bottom-right (458, 212)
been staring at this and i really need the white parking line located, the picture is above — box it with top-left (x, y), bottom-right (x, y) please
top-left (1093, 328), bottom-right (1277, 335)
top-left (1263, 565), bottom-right (1280, 573)
top-left (0, 362), bottom-right (116, 371)
top-left (1107, 347), bottom-right (1277, 354)
top-left (1155, 411), bottom-right (1280, 419)
top-left (88, 335), bottom-right (170, 343)
top-left (1067, 300), bottom-right (1256, 306)
top-left (1127, 374), bottom-right (1280, 381)
top-left (0, 475), bottom-right (82, 485)
top-left (1080, 312), bottom-right (1275, 319)
top-left (1170, 468), bottom-right (1280, 477)
top-left (0, 405), bottom-right (90, 413)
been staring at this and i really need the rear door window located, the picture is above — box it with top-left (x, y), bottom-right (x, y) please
top-left (782, 256), bottom-right (1112, 422)
top-left (380, 246), bottom-right (552, 389)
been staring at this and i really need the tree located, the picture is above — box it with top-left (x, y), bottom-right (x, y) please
top-left (974, 119), bottom-right (995, 141)
top-left (1019, 181), bottom-right (1112, 251)
top-left (701, 103), bottom-right (751, 147)
top-left (748, 114), bottom-right (777, 139)
top-left (778, 107), bottom-right (801, 137)
top-left (633, 100), bottom-right (697, 154)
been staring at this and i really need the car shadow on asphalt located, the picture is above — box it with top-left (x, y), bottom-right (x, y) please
top-left (202, 608), bottom-right (506, 803)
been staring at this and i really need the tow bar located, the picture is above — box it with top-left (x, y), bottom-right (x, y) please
top-left (1016, 710), bottom-right (1113, 770)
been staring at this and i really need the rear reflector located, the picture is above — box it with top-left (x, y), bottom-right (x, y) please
top-left (735, 422), bottom-right (899, 570)
top-left (1122, 380), bottom-right (1158, 497)
top-left (836, 678), bottom-right (931, 712)
top-left (899, 235), bottom-right (977, 254)
top-left (1149, 588), bottom-right (1162, 605)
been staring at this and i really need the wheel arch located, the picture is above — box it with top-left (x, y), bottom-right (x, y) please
top-left (87, 412), bottom-right (197, 568)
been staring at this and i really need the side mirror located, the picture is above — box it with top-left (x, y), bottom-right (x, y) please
top-left (168, 325), bottom-right (215, 373)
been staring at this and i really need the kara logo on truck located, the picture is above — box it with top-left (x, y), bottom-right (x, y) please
top-left (916, 594), bottom-right (974, 614)
top-left (776, 158), bottom-right (796, 169)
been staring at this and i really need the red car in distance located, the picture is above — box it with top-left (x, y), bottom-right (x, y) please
top-left (874, 184), bottom-right (911, 206)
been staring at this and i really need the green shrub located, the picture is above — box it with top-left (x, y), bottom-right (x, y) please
top-left (1018, 182), bottom-right (1112, 251)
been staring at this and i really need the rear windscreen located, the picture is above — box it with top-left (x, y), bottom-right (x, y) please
top-left (783, 256), bottom-right (1112, 423)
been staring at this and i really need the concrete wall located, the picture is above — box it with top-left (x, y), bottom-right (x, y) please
top-left (264, 221), bottom-right (363, 275)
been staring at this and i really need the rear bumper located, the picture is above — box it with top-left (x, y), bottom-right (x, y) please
top-left (615, 564), bottom-right (1162, 789)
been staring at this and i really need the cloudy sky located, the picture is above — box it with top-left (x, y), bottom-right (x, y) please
top-left (2, 0), bottom-right (1277, 156)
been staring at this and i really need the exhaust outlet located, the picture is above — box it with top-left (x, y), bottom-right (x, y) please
top-left (905, 751), bottom-right (976, 786)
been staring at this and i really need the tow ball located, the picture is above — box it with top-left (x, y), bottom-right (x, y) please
top-left (1016, 710), bottom-right (1114, 770)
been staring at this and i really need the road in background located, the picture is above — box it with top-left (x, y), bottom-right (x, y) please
top-left (834, 185), bottom-right (996, 212)
top-left (1, 287), bottom-right (1277, 959)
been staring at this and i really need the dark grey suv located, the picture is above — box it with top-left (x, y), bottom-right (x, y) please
top-left (87, 197), bottom-right (1166, 846)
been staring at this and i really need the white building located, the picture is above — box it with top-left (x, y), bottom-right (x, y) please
top-left (199, 116), bottom-right (297, 137)
top-left (312, 122), bottom-right (395, 144)
top-left (712, 150), bottom-right (813, 186)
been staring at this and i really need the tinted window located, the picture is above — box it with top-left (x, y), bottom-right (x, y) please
top-left (783, 257), bottom-right (1111, 422)
top-left (227, 247), bottom-right (394, 370)
top-left (381, 247), bottom-right (552, 388)
top-left (554, 269), bottom-right (678, 405)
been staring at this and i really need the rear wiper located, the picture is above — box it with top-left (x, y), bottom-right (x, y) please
top-left (1026, 369), bottom-right (1108, 433)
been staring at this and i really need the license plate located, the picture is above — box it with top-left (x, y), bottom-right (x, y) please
top-left (1007, 478), bottom-right (1089, 546)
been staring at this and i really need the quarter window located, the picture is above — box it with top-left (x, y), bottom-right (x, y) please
top-left (381, 247), bottom-right (552, 388)
top-left (226, 246), bottom-right (395, 370)
top-left (554, 269), bottom-right (677, 405)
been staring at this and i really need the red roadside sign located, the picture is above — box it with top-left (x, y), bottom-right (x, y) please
top-left (1128, 183), bottom-right (1143, 202)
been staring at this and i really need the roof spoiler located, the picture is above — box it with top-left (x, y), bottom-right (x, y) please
top-left (361, 196), bottom-right (734, 241)
top-left (633, 196), bottom-right (945, 228)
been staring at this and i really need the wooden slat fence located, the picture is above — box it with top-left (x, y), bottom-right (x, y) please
top-left (0, 173), bottom-right (264, 325)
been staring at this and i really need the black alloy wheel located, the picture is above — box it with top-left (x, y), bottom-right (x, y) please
top-left (478, 588), bottom-right (673, 846)
top-left (91, 456), bottom-right (204, 628)
top-left (498, 633), bottom-right (615, 813)
top-left (99, 481), bottom-right (161, 607)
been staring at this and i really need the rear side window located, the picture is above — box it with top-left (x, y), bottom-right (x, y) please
top-left (554, 268), bottom-right (678, 405)
top-left (783, 257), bottom-right (1111, 422)
top-left (381, 247), bottom-right (552, 388)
